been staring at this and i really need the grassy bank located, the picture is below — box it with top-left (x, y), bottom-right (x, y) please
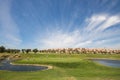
top-left (0, 53), bottom-right (120, 80)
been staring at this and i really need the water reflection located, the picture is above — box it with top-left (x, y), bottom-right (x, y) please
top-left (0, 59), bottom-right (48, 71)
top-left (91, 59), bottom-right (120, 68)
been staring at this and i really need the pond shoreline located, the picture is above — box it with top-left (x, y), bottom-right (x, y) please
top-left (89, 58), bottom-right (120, 68)
top-left (0, 59), bottom-right (53, 71)
top-left (10, 62), bottom-right (53, 71)
top-left (88, 58), bottom-right (120, 60)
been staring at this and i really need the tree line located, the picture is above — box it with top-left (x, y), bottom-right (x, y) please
top-left (0, 46), bottom-right (120, 54)
top-left (0, 46), bottom-right (38, 53)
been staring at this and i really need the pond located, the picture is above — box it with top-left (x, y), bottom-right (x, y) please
top-left (91, 59), bottom-right (120, 68)
top-left (0, 59), bottom-right (48, 71)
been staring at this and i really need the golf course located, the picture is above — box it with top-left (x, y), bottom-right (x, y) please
top-left (0, 0), bottom-right (120, 80)
top-left (0, 53), bottom-right (120, 80)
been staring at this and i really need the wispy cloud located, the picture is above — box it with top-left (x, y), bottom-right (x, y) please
top-left (35, 13), bottom-right (120, 49)
top-left (36, 30), bottom-right (81, 49)
top-left (85, 14), bottom-right (120, 32)
top-left (86, 14), bottom-right (120, 31)
top-left (85, 14), bottom-right (108, 32)
top-left (96, 15), bottom-right (120, 31)
top-left (0, 0), bottom-right (22, 48)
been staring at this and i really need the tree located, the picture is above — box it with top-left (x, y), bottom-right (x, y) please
top-left (13, 49), bottom-right (20, 53)
top-left (33, 49), bottom-right (38, 53)
top-left (0, 46), bottom-right (6, 53)
top-left (6, 49), bottom-right (11, 53)
top-left (25, 49), bottom-right (31, 53)
top-left (22, 49), bottom-right (25, 53)
top-left (16, 49), bottom-right (20, 53)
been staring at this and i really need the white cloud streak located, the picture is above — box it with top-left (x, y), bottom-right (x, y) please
top-left (37, 30), bottom-right (81, 49)
top-left (96, 15), bottom-right (120, 31)
top-left (0, 0), bottom-right (22, 48)
top-left (85, 14), bottom-right (108, 31)
top-left (86, 14), bottom-right (120, 32)
top-left (35, 13), bottom-right (120, 49)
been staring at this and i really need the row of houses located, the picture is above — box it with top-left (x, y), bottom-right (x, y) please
top-left (39, 48), bottom-right (120, 54)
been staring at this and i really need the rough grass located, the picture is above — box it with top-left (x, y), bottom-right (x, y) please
top-left (0, 53), bottom-right (120, 80)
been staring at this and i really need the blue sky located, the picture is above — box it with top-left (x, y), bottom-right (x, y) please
top-left (0, 0), bottom-right (120, 49)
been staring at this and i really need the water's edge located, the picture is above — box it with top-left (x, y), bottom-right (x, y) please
top-left (0, 59), bottom-right (52, 71)
top-left (90, 59), bottom-right (120, 68)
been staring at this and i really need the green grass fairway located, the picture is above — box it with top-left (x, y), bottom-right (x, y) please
top-left (0, 53), bottom-right (120, 80)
